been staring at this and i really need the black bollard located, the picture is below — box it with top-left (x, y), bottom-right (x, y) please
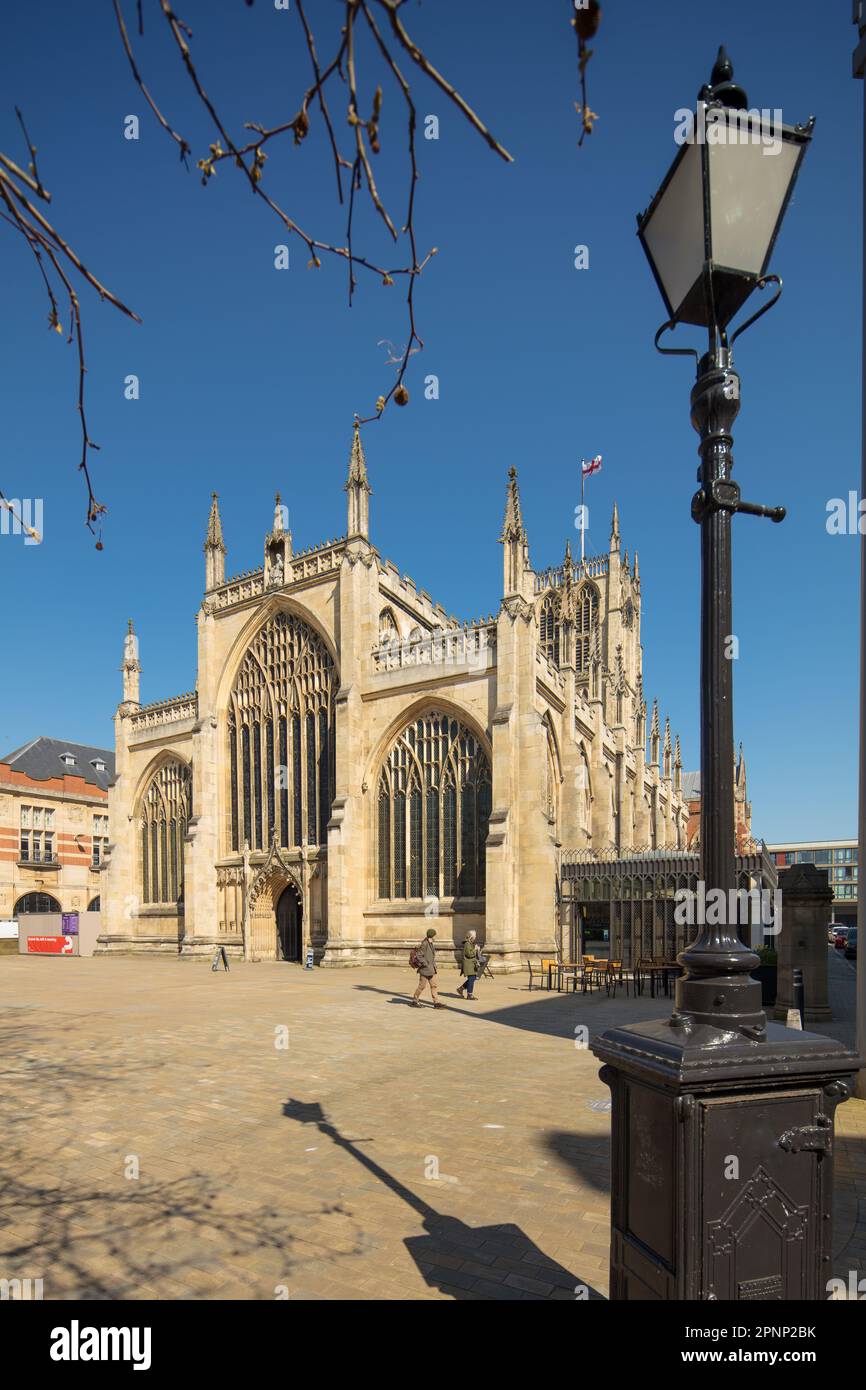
top-left (793, 967), bottom-right (805, 1030)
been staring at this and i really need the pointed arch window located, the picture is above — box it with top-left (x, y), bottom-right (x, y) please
top-left (378, 608), bottom-right (399, 646)
top-left (539, 595), bottom-right (560, 667)
top-left (227, 611), bottom-right (336, 854)
top-left (575, 582), bottom-right (599, 675)
top-left (579, 749), bottom-right (592, 833)
top-left (140, 760), bottom-right (192, 906)
top-left (377, 712), bottom-right (491, 902)
top-left (543, 718), bottom-right (560, 833)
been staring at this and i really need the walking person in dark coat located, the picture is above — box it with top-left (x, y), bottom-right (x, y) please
top-left (456, 929), bottom-right (481, 1000)
top-left (411, 927), bottom-right (443, 1008)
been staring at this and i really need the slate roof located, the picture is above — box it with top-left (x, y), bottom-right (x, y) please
top-left (0, 737), bottom-right (115, 792)
top-left (681, 770), bottom-right (701, 801)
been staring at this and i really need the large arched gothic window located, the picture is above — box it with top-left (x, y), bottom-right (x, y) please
top-left (575, 582), bottom-right (599, 674)
top-left (377, 712), bottom-right (491, 901)
top-left (539, 594), bottom-right (560, 667)
top-left (227, 611), bottom-right (336, 853)
top-left (140, 760), bottom-right (192, 905)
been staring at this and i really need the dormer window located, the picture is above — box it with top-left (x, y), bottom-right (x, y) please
top-left (60, 752), bottom-right (76, 768)
top-left (91, 758), bottom-right (106, 773)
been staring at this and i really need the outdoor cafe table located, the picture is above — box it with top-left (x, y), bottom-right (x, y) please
top-left (634, 962), bottom-right (680, 998)
top-left (547, 960), bottom-right (580, 990)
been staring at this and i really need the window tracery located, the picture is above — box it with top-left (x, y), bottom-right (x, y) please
top-left (140, 760), bottom-right (192, 905)
top-left (377, 712), bottom-right (491, 901)
top-left (227, 612), bottom-right (336, 853)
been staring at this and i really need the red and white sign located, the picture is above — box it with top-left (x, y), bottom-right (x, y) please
top-left (27, 935), bottom-right (75, 955)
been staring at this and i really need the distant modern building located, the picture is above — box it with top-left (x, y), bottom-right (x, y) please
top-left (765, 840), bottom-right (858, 929)
top-left (0, 737), bottom-right (114, 924)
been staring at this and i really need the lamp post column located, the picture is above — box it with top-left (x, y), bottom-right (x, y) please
top-left (694, 350), bottom-right (737, 904)
top-left (673, 348), bottom-right (764, 1034)
top-left (852, 2), bottom-right (866, 1100)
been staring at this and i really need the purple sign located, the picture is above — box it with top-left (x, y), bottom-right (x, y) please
top-left (61, 913), bottom-right (79, 935)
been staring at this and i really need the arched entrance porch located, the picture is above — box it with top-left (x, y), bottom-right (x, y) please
top-left (276, 882), bottom-right (303, 962)
top-left (248, 855), bottom-right (305, 962)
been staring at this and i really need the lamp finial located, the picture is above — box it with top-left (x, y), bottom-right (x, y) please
top-left (699, 45), bottom-right (748, 109)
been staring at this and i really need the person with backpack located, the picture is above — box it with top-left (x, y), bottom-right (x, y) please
top-left (456, 929), bottom-right (481, 1000)
top-left (411, 927), bottom-right (443, 1008)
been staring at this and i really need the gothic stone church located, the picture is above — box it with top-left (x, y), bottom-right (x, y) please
top-left (100, 428), bottom-right (689, 968)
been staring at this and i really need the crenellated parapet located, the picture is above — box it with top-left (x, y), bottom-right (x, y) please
top-left (377, 557), bottom-right (456, 630)
top-left (534, 554), bottom-right (609, 591)
top-left (127, 692), bottom-right (199, 734)
top-left (372, 622), bottom-right (496, 674)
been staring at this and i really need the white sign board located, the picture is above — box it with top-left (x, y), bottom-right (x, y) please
top-left (0, 920), bottom-right (18, 939)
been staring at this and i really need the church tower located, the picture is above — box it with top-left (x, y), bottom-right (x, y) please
top-left (345, 422), bottom-right (371, 539)
top-left (735, 742), bottom-right (752, 849)
top-left (204, 493), bottom-right (226, 591)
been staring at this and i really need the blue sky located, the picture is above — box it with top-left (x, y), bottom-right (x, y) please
top-left (0, 0), bottom-right (861, 842)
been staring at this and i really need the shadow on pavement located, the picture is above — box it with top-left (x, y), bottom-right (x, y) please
top-left (352, 981), bottom-right (667, 1041)
top-left (282, 1097), bottom-right (605, 1300)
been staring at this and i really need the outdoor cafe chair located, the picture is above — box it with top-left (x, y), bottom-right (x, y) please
top-left (557, 960), bottom-right (580, 992)
top-left (527, 957), bottom-right (544, 991)
top-left (634, 957), bottom-right (654, 996)
top-left (581, 956), bottom-right (604, 992)
top-left (605, 959), bottom-right (629, 998)
top-left (541, 955), bottom-right (561, 991)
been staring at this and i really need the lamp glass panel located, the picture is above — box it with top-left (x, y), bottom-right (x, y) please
top-left (708, 125), bottom-right (800, 275)
top-left (641, 142), bottom-right (705, 318)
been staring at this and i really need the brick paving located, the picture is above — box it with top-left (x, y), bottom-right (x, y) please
top-left (0, 951), bottom-right (863, 1301)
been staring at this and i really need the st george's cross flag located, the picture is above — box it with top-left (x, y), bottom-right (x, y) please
top-left (582, 455), bottom-right (603, 477)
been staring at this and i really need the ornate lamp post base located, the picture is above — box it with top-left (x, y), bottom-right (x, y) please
top-left (592, 1019), bottom-right (858, 1300)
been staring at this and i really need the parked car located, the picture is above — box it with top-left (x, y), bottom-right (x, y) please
top-left (845, 929), bottom-right (858, 960)
top-left (833, 926), bottom-right (850, 949)
top-left (828, 923), bottom-right (841, 943)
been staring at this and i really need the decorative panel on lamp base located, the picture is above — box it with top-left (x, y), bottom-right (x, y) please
top-left (592, 1019), bottom-right (859, 1301)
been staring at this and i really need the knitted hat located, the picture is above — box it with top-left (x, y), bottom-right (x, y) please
top-left (426, 928), bottom-right (437, 938)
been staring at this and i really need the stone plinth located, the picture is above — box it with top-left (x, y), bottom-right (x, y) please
top-left (774, 863), bottom-right (833, 1023)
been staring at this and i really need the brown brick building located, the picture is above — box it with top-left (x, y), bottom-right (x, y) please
top-left (683, 743), bottom-right (753, 853)
top-left (0, 737), bottom-right (113, 924)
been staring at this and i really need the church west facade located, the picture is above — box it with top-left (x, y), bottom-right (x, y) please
top-left (100, 430), bottom-right (689, 969)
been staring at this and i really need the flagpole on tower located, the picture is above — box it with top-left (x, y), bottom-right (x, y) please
top-left (580, 455), bottom-right (602, 567)
top-left (580, 465), bottom-right (586, 565)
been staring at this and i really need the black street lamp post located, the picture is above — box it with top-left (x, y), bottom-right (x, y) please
top-left (852, 0), bottom-right (866, 1105)
top-left (591, 51), bottom-right (860, 1301)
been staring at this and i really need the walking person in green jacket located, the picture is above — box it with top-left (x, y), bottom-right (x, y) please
top-left (411, 927), bottom-right (443, 1008)
top-left (456, 929), bottom-right (481, 1000)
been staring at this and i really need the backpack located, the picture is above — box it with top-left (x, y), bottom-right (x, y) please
top-left (409, 946), bottom-right (421, 969)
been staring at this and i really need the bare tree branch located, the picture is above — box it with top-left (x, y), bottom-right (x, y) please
top-left (113, 0), bottom-right (513, 424)
top-left (0, 122), bottom-right (139, 541)
top-left (6, 2), bottom-right (603, 540)
top-left (572, 0), bottom-right (602, 146)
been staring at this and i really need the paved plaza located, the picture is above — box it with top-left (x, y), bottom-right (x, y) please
top-left (1, 950), bottom-right (864, 1301)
